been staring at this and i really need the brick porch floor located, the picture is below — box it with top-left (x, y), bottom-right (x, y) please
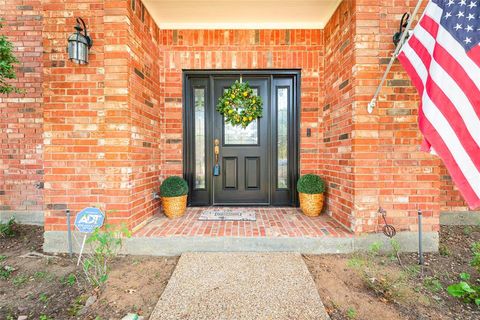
top-left (134, 207), bottom-right (352, 238)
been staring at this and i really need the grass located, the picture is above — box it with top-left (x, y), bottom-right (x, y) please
top-left (439, 244), bottom-right (451, 256)
top-left (39, 292), bottom-right (49, 304)
top-left (61, 273), bottom-right (77, 286)
top-left (12, 274), bottom-right (29, 286)
top-left (0, 217), bottom-right (16, 238)
top-left (423, 276), bottom-right (443, 293)
top-left (68, 295), bottom-right (88, 317)
top-left (346, 307), bottom-right (357, 319)
top-left (345, 243), bottom-right (432, 307)
top-left (0, 265), bottom-right (15, 280)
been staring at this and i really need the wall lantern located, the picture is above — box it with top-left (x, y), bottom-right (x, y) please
top-left (393, 12), bottom-right (411, 47)
top-left (67, 17), bottom-right (93, 65)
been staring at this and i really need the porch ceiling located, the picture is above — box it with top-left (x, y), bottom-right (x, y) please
top-left (142, 0), bottom-right (342, 29)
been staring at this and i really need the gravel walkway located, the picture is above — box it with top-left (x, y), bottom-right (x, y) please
top-left (150, 252), bottom-right (330, 320)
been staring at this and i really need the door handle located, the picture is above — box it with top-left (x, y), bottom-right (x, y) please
top-left (214, 139), bottom-right (220, 176)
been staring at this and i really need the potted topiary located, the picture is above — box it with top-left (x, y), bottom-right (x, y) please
top-left (160, 176), bottom-right (189, 219)
top-left (297, 174), bottom-right (326, 217)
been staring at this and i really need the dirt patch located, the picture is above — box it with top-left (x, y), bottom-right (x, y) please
top-left (0, 224), bottom-right (178, 319)
top-left (86, 256), bottom-right (179, 319)
top-left (0, 225), bottom-right (82, 319)
top-left (304, 225), bottom-right (480, 320)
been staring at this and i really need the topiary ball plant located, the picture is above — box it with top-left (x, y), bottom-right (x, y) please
top-left (160, 176), bottom-right (188, 198)
top-left (297, 174), bottom-right (326, 194)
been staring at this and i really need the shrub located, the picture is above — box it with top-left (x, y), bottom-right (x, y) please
top-left (81, 224), bottom-right (131, 288)
top-left (447, 242), bottom-right (480, 306)
top-left (0, 217), bottom-right (16, 238)
top-left (160, 176), bottom-right (188, 197)
top-left (297, 174), bottom-right (326, 194)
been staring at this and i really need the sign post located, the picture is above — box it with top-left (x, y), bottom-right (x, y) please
top-left (74, 207), bottom-right (105, 266)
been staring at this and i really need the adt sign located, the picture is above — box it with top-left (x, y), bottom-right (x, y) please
top-left (74, 207), bottom-right (105, 233)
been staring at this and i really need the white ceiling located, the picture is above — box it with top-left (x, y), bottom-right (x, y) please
top-left (142, 0), bottom-right (342, 29)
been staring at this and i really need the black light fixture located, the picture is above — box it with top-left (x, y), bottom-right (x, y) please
top-left (393, 12), bottom-right (410, 47)
top-left (67, 17), bottom-right (93, 65)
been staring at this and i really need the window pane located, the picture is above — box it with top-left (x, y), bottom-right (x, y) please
top-left (277, 88), bottom-right (288, 189)
top-left (194, 88), bottom-right (206, 189)
top-left (224, 88), bottom-right (258, 145)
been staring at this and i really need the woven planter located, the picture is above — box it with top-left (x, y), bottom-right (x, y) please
top-left (299, 192), bottom-right (324, 217)
top-left (162, 194), bottom-right (187, 219)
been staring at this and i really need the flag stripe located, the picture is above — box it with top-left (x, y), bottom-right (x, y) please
top-left (467, 45), bottom-right (480, 68)
top-left (408, 35), bottom-right (480, 158)
top-left (422, 93), bottom-right (480, 204)
top-left (398, 49), bottom-right (480, 205)
top-left (401, 42), bottom-right (480, 188)
top-left (420, 112), bottom-right (480, 209)
top-left (398, 0), bottom-right (480, 208)
top-left (400, 41), bottom-right (480, 206)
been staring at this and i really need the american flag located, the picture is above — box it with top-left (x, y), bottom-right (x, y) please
top-left (398, 0), bottom-right (480, 209)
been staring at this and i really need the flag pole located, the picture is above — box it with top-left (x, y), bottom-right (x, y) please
top-left (367, 0), bottom-right (425, 114)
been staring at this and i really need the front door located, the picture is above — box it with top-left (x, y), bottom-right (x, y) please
top-left (213, 78), bottom-right (269, 204)
top-left (184, 71), bottom-right (299, 206)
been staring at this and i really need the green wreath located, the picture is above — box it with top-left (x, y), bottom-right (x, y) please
top-left (216, 80), bottom-right (263, 128)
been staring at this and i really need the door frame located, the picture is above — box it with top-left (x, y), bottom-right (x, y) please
top-left (182, 69), bottom-right (301, 206)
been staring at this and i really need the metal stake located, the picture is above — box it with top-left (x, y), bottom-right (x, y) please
top-left (66, 209), bottom-right (73, 257)
top-left (418, 209), bottom-right (424, 265)
top-left (77, 234), bottom-right (87, 266)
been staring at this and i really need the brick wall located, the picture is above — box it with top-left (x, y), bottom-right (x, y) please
top-left (1, 0), bottom-right (475, 234)
top-left (350, 0), bottom-right (442, 233)
top-left (0, 0), bottom-right (43, 214)
top-left (322, 0), bottom-right (356, 229)
top-left (158, 29), bottom-right (324, 179)
top-left (42, 0), bottom-right (163, 230)
top-left (126, 0), bottom-right (162, 227)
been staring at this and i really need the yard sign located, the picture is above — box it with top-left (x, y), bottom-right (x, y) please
top-left (74, 207), bottom-right (104, 233)
top-left (74, 207), bottom-right (105, 266)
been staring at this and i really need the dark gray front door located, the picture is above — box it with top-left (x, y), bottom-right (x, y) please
top-left (213, 78), bottom-right (269, 204)
top-left (184, 71), bottom-right (299, 206)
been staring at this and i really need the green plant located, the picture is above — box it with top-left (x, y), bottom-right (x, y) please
top-left (12, 274), bottom-right (28, 286)
top-left (0, 255), bottom-right (6, 262)
top-left (389, 239), bottom-right (403, 266)
top-left (61, 273), bottom-right (77, 286)
top-left (0, 20), bottom-right (23, 95)
top-left (471, 242), bottom-right (480, 272)
top-left (447, 276), bottom-right (480, 306)
top-left (0, 217), bottom-right (16, 237)
top-left (447, 243), bottom-right (480, 306)
top-left (39, 315), bottom-right (53, 320)
top-left (216, 80), bottom-right (263, 128)
top-left (82, 224), bottom-right (131, 288)
top-left (369, 241), bottom-right (383, 256)
top-left (39, 292), bottom-right (49, 303)
top-left (160, 176), bottom-right (188, 197)
top-left (464, 226), bottom-right (473, 236)
top-left (423, 276), bottom-right (443, 293)
top-left (346, 307), bottom-right (357, 319)
top-left (68, 295), bottom-right (88, 316)
top-left (439, 244), bottom-right (451, 256)
top-left (34, 271), bottom-right (54, 281)
top-left (297, 174), bottom-right (326, 194)
top-left (347, 256), bottom-right (366, 269)
top-left (0, 265), bottom-right (15, 279)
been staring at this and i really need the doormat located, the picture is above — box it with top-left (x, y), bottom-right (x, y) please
top-left (198, 210), bottom-right (256, 221)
